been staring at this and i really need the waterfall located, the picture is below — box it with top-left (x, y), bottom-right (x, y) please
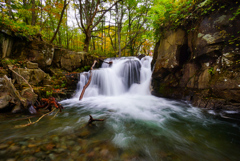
top-left (74, 56), bottom-right (153, 99)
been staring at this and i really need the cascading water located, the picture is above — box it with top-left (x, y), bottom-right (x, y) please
top-left (0, 56), bottom-right (239, 160)
top-left (74, 56), bottom-right (152, 98)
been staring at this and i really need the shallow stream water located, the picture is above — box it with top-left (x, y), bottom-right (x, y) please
top-left (0, 56), bottom-right (240, 161)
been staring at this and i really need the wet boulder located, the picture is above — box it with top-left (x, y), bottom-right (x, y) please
top-left (0, 94), bottom-right (12, 110)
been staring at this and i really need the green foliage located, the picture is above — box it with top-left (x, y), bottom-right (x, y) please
top-left (149, 0), bottom-right (198, 40)
top-left (84, 66), bottom-right (90, 71)
top-left (149, 0), bottom-right (238, 40)
top-left (54, 85), bottom-right (60, 89)
top-left (208, 67), bottom-right (214, 75)
top-left (0, 17), bottom-right (40, 38)
top-left (61, 83), bottom-right (66, 88)
top-left (1, 59), bottom-right (17, 65)
top-left (46, 91), bottom-right (53, 97)
top-left (229, 7), bottom-right (240, 21)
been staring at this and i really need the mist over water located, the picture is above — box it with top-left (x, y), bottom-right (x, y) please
top-left (61, 56), bottom-right (240, 160)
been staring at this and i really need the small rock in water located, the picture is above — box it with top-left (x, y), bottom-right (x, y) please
top-left (0, 144), bottom-right (8, 150)
top-left (6, 158), bottom-right (16, 161)
top-left (51, 136), bottom-right (59, 143)
top-left (73, 146), bottom-right (81, 151)
top-left (0, 150), bottom-right (7, 155)
top-left (18, 141), bottom-right (28, 146)
top-left (45, 143), bottom-right (55, 151)
top-left (34, 151), bottom-right (44, 158)
top-left (29, 105), bottom-right (37, 114)
top-left (25, 156), bottom-right (37, 161)
top-left (100, 149), bottom-right (109, 156)
top-left (28, 144), bottom-right (37, 148)
top-left (48, 153), bottom-right (56, 160)
top-left (70, 151), bottom-right (78, 158)
top-left (66, 140), bottom-right (75, 146)
top-left (9, 145), bottom-right (20, 152)
top-left (87, 151), bottom-right (95, 157)
top-left (53, 148), bottom-right (65, 154)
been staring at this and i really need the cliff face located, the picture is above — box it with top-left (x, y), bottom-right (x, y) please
top-left (152, 6), bottom-right (240, 110)
top-left (0, 31), bottom-right (98, 113)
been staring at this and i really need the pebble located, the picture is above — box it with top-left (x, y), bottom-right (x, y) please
top-left (9, 145), bottom-right (20, 152)
top-left (48, 153), bottom-right (56, 160)
top-left (73, 146), bottom-right (81, 151)
top-left (87, 151), bottom-right (95, 157)
top-left (53, 148), bottom-right (65, 154)
top-left (0, 144), bottom-right (9, 150)
top-left (100, 149), bottom-right (109, 156)
top-left (0, 150), bottom-right (7, 155)
top-left (52, 136), bottom-right (60, 143)
top-left (25, 156), bottom-right (37, 161)
top-left (34, 151), bottom-right (44, 158)
top-left (70, 151), bottom-right (78, 158)
top-left (28, 144), bottom-right (37, 148)
top-left (66, 140), bottom-right (75, 146)
top-left (6, 159), bottom-right (16, 161)
top-left (18, 141), bottom-right (28, 146)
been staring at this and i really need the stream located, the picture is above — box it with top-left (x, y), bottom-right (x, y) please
top-left (0, 56), bottom-right (240, 161)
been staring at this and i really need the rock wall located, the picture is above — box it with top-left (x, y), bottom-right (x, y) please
top-left (0, 31), bottom-right (96, 71)
top-left (152, 6), bottom-right (240, 110)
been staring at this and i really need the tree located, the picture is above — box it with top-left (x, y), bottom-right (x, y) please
top-left (31, 0), bottom-right (36, 26)
top-left (75, 0), bottom-right (122, 52)
top-left (116, 1), bottom-right (124, 57)
top-left (50, 0), bottom-right (69, 43)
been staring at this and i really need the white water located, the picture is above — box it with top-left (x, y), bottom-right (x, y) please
top-left (60, 56), bottom-right (240, 160)
top-left (62, 56), bottom-right (206, 147)
top-left (74, 56), bottom-right (152, 98)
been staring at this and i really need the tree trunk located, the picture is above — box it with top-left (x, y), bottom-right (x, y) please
top-left (31, 0), bottom-right (36, 26)
top-left (40, 0), bottom-right (43, 29)
top-left (22, 0), bottom-right (29, 24)
top-left (50, 0), bottom-right (68, 43)
top-left (116, 2), bottom-right (123, 57)
top-left (6, 0), bottom-right (14, 20)
top-left (83, 30), bottom-right (91, 52)
top-left (58, 31), bottom-right (62, 46)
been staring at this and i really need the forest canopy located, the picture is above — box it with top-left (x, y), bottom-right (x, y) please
top-left (0, 0), bottom-right (227, 57)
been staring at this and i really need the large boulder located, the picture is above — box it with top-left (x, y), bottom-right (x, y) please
top-left (26, 61), bottom-right (38, 69)
top-left (21, 88), bottom-right (38, 104)
top-left (12, 67), bottom-right (51, 87)
top-left (10, 39), bottom-right (54, 70)
top-left (153, 29), bottom-right (187, 73)
top-left (28, 41), bottom-right (54, 69)
top-left (53, 49), bottom-right (86, 71)
top-left (2, 76), bottom-right (39, 113)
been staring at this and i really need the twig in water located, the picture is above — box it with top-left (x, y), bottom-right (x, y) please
top-left (14, 108), bottom-right (56, 128)
top-left (88, 115), bottom-right (104, 124)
